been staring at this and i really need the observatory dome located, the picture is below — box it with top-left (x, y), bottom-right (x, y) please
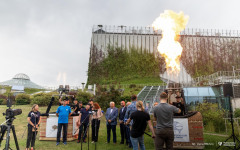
top-left (0, 73), bottom-right (43, 89)
top-left (13, 73), bottom-right (30, 80)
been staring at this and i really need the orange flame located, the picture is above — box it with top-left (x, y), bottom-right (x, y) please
top-left (152, 10), bottom-right (189, 73)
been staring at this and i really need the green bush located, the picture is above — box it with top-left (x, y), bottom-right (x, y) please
top-left (15, 93), bottom-right (31, 105)
top-left (196, 102), bottom-right (227, 133)
top-left (0, 98), bottom-right (4, 105)
top-left (95, 85), bottom-right (122, 111)
top-left (234, 108), bottom-right (240, 118)
top-left (120, 96), bottom-right (131, 103)
top-left (0, 95), bottom-right (7, 105)
top-left (76, 91), bottom-right (93, 105)
top-left (31, 92), bottom-right (59, 106)
top-left (129, 84), bottom-right (136, 88)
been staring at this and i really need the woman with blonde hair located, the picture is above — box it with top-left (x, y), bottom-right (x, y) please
top-left (126, 101), bottom-right (155, 150)
top-left (26, 104), bottom-right (41, 150)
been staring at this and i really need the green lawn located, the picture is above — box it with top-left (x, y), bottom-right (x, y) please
top-left (0, 105), bottom-right (235, 150)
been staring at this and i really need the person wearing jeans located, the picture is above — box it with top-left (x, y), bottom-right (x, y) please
top-left (56, 99), bottom-right (72, 146)
top-left (126, 101), bottom-right (155, 150)
top-left (130, 135), bottom-right (145, 150)
top-left (124, 95), bottom-right (138, 148)
top-left (105, 102), bottom-right (118, 143)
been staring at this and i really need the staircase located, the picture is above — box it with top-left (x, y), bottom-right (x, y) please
top-left (137, 85), bottom-right (166, 113)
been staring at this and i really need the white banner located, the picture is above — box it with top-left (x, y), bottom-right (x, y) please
top-left (46, 117), bottom-right (59, 138)
top-left (173, 118), bottom-right (189, 142)
top-left (46, 116), bottom-right (78, 138)
top-left (72, 116), bottom-right (79, 135)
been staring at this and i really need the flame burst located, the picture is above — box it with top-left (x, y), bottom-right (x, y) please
top-left (152, 10), bottom-right (189, 73)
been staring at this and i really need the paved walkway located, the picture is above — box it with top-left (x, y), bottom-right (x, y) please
top-left (204, 132), bottom-right (229, 137)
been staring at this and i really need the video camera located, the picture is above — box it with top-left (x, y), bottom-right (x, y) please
top-left (0, 94), bottom-right (22, 150)
top-left (3, 94), bottom-right (22, 119)
top-left (3, 109), bottom-right (22, 119)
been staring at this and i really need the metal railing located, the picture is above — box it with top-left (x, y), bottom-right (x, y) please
top-left (191, 71), bottom-right (240, 87)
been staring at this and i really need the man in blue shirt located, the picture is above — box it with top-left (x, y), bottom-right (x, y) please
top-left (105, 101), bottom-right (118, 143)
top-left (124, 95), bottom-right (137, 148)
top-left (77, 104), bottom-right (91, 143)
top-left (56, 99), bottom-right (72, 146)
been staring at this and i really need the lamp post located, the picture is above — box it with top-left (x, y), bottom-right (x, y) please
top-left (81, 83), bottom-right (85, 92)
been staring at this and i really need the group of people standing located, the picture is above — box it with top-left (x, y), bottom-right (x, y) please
top-left (105, 92), bottom-right (183, 150)
top-left (56, 98), bottom-right (103, 145)
top-left (104, 95), bottom-right (155, 150)
top-left (25, 91), bottom-right (183, 150)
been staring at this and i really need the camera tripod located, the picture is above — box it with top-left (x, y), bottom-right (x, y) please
top-left (0, 117), bottom-right (20, 150)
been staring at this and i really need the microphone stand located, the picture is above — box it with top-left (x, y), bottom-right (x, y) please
top-left (33, 112), bottom-right (37, 150)
top-left (95, 118), bottom-right (97, 150)
top-left (79, 112), bottom-right (93, 150)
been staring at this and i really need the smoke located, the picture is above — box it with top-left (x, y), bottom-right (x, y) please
top-left (57, 72), bottom-right (67, 85)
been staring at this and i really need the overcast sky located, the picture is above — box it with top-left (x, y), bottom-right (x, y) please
top-left (0, 0), bottom-right (240, 87)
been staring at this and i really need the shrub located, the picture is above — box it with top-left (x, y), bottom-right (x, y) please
top-left (0, 98), bottom-right (4, 105)
top-left (95, 85), bottom-right (122, 111)
top-left (129, 84), bottom-right (136, 88)
top-left (15, 93), bottom-right (31, 105)
top-left (76, 91), bottom-right (93, 105)
top-left (196, 102), bottom-right (227, 133)
top-left (31, 92), bottom-right (59, 106)
top-left (120, 96), bottom-right (131, 103)
top-left (234, 108), bottom-right (240, 118)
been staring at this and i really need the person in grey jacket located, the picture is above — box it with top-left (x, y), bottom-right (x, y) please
top-left (105, 102), bottom-right (118, 143)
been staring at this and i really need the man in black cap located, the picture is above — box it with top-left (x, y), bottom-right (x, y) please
top-left (78, 101), bottom-right (85, 112)
top-left (172, 96), bottom-right (185, 116)
top-left (71, 99), bottom-right (79, 114)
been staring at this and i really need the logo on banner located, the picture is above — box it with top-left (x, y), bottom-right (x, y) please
top-left (174, 121), bottom-right (183, 133)
top-left (173, 118), bottom-right (189, 142)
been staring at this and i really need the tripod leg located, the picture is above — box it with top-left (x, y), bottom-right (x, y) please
top-left (0, 126), bottom-right (7, 145)
top-left (12, 125), bottom-right (20, 150)
top-left (5, 125), bottom-right (11, 150)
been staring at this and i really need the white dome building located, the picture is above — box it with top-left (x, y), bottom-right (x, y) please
top-left (0, 73), bottom-right (43, 89)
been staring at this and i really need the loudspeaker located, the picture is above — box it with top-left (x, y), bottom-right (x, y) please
top-left (223, 83), bottom-right (233, 97)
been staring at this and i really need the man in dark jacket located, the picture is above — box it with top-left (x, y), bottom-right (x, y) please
top-left (119, 101), bottom-right (127, 144)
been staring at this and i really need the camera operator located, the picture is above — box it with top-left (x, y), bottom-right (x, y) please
top-left (25, 104), bottom-right (41, 150)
